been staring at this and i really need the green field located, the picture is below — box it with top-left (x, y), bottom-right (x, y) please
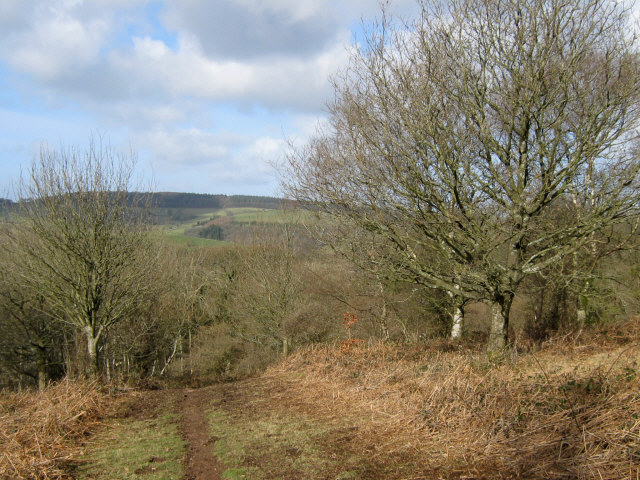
top-left (162, 232), bottom-right (226, 247)
top-left (156, 207), bottom-right (305, 245)
top-left (231, 209), bottom-right (289, 224)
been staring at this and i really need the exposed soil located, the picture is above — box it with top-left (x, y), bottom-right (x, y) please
top-left (180, 388), bottom-right (224, 480)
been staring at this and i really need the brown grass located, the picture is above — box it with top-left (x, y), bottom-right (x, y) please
top-left (265, 320), bottom-right (640, 479)
top-left (0, 380), bottom-right (107, 480)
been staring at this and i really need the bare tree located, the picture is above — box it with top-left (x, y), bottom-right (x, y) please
top-left (285, 0), bottom-right (640, 352)
top-left (231, 218), bottom-right (308, 357)
top-left (4, 139), bottom-right (155, 377)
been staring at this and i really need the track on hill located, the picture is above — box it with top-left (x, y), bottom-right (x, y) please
top-left (181, 389), bottom-right (223, 480)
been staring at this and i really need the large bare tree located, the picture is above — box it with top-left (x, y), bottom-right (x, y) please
top-left (4, 139), bottom-right (155, 377)
top-left (285, 0), bottom-right (640, 351)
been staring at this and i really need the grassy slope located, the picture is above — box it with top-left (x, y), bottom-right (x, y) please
top-left (0, 385), bottom-right (185, 480)
top-left (230, 209), bottom-right (298, 224)
top-left (203, 322), bottom-right (640, 479)
top-left (75, 390), bottom-right (186, 480)
top-left (0, 381), bottom-right (106, 480)
top-left (157, 206), bottom-right (289, 246)
top-left (8, 323), bottom-right (638, 479)
top-left (161, 230), bottom-right (226, 247)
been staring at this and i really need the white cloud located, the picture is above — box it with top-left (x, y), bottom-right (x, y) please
top-left (107, 103), bottom-right (189, 127)
top-left (246, 136), bottom-right (287, 164)
top-left (133, 128), bottom-right (282, 195)
top-left (289, 113), bottom-right (330, 142)
top-left (0, 0), bottom-right (420, 195)
top-left (135, 127), bottom-right (238, 167)
top-left (0, 1), bottom-right (32, 31)
top-left (0, 0), bottom-right (359, 112)
top-left (136, 127), bottom-right (283, 176)
top-left (196, 0), bottom-right (328, 23)
top-left (108, 33), bottom-right (349, 111)
top-left (162, 0), bottom-right (339, 60)
top-left (2, 5), bottom-right (109, 80)
top-left (0, 0), bottom-right (153, 81)
top-left (212, 135), bottom-right (284, 187)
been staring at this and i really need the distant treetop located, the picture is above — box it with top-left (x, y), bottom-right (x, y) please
top-left (148, 192), bottom-right (284, 210)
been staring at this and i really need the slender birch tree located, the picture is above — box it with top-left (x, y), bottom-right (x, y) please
top-left (285, 0), bottom-right (640, 351)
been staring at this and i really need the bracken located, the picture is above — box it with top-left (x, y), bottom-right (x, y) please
top-left (0, 379), bottom-right (107, 480)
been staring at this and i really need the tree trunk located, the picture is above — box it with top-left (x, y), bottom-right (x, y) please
top-left (282, 337), bottom-right (290, 357)
top-left (449, 285), bottom-right (464, 340)
top-left (159, 336), bottom-right (180, 376)
top-left (105, 355), bottom-right (111, 383)
top-left (451, 305), bottom-right (464, 340)
top-left (377, 278), bottom-right (390, 341)
top-left (37, 364), bottom-right (46, 391)
top-left (576, 307), bottom-right (587, 328)
top-left (33, 340), bottom-right (47, 391)
top-left (84, 326), bottom-right (99, 378)
top-left (63, 331), bottom-right (73, 378)
top-left (104, 341), bottom-right (110, 382)
top-left (487, 295), bottom-right (513, 353)
top-left (576, 280), bottom-right (590, 330)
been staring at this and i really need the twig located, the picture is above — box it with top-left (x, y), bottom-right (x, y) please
top-left (603, 343), bottom-right (640, 379)
top-left (4, 452), bottom-right (19, 475)
top-left (531, 353), bottom-right (583, 435)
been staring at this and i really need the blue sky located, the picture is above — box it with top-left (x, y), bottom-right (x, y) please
top-left (0, 0), bottom-right (419, 198)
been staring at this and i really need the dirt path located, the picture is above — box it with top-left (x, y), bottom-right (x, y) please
top-left (181, 388), bottom-right (224, 480)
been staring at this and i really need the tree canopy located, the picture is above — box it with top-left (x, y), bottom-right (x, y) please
top-left (285, 0), bottom-right (640, 351)
top-left (3, 140), bottom-right (156, 377)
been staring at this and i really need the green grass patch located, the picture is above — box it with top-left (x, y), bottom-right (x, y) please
top-left (75, 411), bottom-right (186, 480)
top-left (207, 406), bottom-right (365, 479)
top-left (231, 210), bottom-right (283, 224)
top-left (231, 209), bottom-right (310, 225)
top-left (152, 206), bottom-right (310, 245)
top-left (164, 233), bottom-right (226, 247)
top-left (151, 228), bottom-right (226, 247)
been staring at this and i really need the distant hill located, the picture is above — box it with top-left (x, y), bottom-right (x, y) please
top-left (0, 194), bottom-right (294, 226)
top-left (1, 193), bottom-right (287, 211)
top-left (148, 193), bottom-right (286, 210)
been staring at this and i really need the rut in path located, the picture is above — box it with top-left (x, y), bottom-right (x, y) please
top-left (181, 388), bottom-right (224, 480)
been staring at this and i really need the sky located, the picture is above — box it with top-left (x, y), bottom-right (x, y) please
top-left (0, 0), bottom-right (420, 199)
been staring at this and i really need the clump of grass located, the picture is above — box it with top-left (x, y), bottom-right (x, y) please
top-left (266, 324), bottom-right (640, 479)
top-left (0, 379), bottom-right (105, 480)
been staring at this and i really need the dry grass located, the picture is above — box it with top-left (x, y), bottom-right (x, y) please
top-left (266, 322), bottom-right (640, 479)
top-left (0, 380), bottom-right (106, 480)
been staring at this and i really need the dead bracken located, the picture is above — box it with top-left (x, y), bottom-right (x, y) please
top-left (0, 380), bottom-right (106, 480)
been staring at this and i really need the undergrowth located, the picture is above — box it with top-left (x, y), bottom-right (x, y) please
top-left (0, 380), bottom-right (106, 480)
top-left (262, 319), bottom-right (640, 479)
top-left (3, 319), bottom-right (640, 479)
